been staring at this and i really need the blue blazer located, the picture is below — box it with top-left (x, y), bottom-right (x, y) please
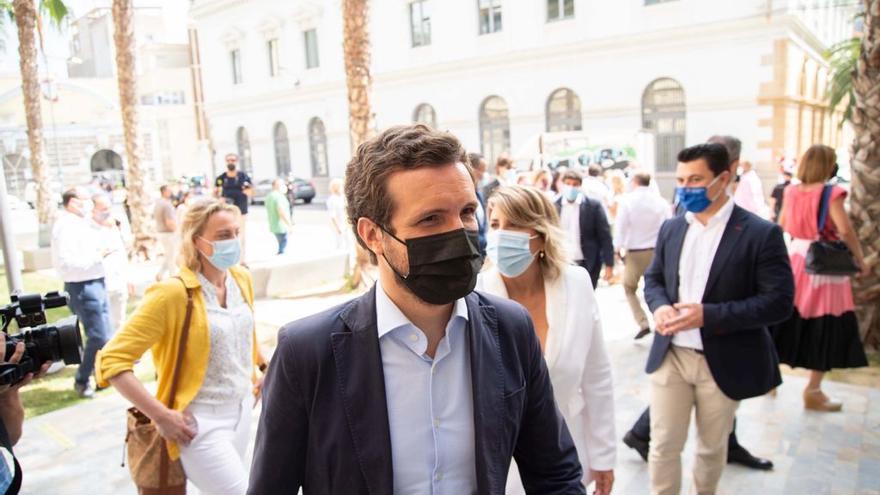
top-left (248, 287), bottom-right (584, 495)
top-left (644, 204), bottom-right (794, 401)
top-left (554, 197), bottom-right (614, 274)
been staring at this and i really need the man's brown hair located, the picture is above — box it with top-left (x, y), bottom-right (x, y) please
top-left (344, 124), bottom-right (468, 262)
top-left (562, 170), bottom-right (583, 185)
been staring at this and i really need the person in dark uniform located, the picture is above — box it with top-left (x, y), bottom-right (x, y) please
top-left (215, 153), bottom-right (253, 261)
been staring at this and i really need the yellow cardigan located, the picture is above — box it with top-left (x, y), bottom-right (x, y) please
top-left (96, 265), bottom-right (265, 460)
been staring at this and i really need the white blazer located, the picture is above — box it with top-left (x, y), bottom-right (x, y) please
top-left (478, 264), bottom-right (616, 492)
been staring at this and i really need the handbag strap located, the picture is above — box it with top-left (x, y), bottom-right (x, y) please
top-left (166, 277), bottom-right (195, 409)
top-left (816, 184), bottom-right (833, 238)
top-left (159, 276), bottom-right (194, 491)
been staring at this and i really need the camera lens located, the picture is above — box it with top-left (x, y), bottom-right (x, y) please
top-left (54, 316), bottom-right (83, 365)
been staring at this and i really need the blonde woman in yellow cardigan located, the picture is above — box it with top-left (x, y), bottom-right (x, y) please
top-left (97, 198), bottom-right (266, 495)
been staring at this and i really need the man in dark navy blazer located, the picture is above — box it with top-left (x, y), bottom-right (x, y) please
top-left (249, 125), bottom-right (584, 495)
top-left (641, 143), bottom-right (793, 495)
top-left (554, 170), bottom-right (615, 289)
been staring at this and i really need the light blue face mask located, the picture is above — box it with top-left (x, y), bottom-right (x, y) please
top-left (563, 185), bottom-right (580, 202)
top-left (486, 230), bottom-right (538, 278)
top-left (199, 237), bottom-right (241, 270)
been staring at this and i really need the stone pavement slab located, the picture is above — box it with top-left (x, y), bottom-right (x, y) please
top-left (13, 285), bottom-right (880, 494)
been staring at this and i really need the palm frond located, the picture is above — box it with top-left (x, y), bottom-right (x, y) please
top-left (39, 0), bottom-right (69, 27)
top-left (824, 36), bottom-right (861, 128)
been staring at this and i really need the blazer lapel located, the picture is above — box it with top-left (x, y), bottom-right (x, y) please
top-left (666, 218), bottom-right (689, 301)
top-left (543, 274), bottom-right (566, 370)
top-left (467, 292), bottom-right (505, 495)
top-left (704, 206), bottom-right (749, 296)
top-left (333, 286), bottom-right (394, 494)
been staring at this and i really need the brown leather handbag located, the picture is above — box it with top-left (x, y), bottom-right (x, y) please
top-left (123, 278), bottom-right (194, 494)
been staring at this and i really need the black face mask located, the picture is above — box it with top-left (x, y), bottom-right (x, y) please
top-left (227, 163), bottom-right (236, 171)
top-left (381, 227), bottom-right (483, 306)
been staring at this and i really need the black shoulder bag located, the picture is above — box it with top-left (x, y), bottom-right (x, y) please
top-left (804, 184), bottom-right (859, 275)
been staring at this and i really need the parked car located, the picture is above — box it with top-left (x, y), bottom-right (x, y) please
top-left (251, 176), bottom-right (316, 205)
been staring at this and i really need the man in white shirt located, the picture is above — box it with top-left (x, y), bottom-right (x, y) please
top-left (641, 143), bottom-right (793, 495)
top-left (733, 160), bottom-right (770, 218)
top-left (51, 188), bottom-right (113, 398)
top-left (613, 172), bottom-right (671, 339)
top-left (581, 164), bottom-right (612, 209)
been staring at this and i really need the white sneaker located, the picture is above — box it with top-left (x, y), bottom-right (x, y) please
top-left (46, 361), bottom-right (66, 374)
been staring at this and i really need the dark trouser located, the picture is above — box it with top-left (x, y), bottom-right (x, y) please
top-left (274, 232), bottom-right (288, 254)
top-left (576, 260), bottom-right (600, 289)
top-left (631, 406), bottom-right (742, 449)
top-left (65, 279), bottom-right (112, 386)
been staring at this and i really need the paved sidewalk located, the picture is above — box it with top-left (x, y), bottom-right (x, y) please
top-left (14, 285), bottom-right (880, 494)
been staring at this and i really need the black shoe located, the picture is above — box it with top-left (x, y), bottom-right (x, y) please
top-left (623, 431), bottom-right (649, 462)
top-left (74, 382), bottom-right (96, 399)
top-left (727, 445), bottom-right (773, 470)
top-left (634, 328), bottom-right (651, 340)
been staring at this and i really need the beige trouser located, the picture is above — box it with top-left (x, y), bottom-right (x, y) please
top-left (623, 249), bottom-right (654, 330)
top-left (649, 346), bottom-right (739, 495)
top-left (156, 232), bottom-right (177, 279)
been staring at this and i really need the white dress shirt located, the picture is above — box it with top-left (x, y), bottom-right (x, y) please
top-left (560, 196), bottom-right (585, 261)
top-left (94, 219), bottom-right (129, 292)
top-left (614, 186), bottom-right (672, 251)
top-left (375, 281), bottom-right (477, 495)
top-left (733, 170), bottom-right (769, 219)
top-left (673, 196), bottom-right (735, 350)
top-left (478, 265), bottom-right (616, 492)
top-left (51, 210), bottom-right (105, 283)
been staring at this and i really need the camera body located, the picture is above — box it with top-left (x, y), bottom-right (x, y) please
top-left (1, 292), bottom-right (83, 386)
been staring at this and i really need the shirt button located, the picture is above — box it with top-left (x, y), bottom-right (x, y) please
top-left (409, 333), bottom-right (419, 342)
top-left (435, 473), bottom-right (442, 481)
top-left (433, 418), bottom-right (440, 427)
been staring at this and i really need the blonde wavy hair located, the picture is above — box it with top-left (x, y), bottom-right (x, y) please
top-left (487, 185), bottom-right (570, 281)
top-left (178, 198), bottom-right (241, 272)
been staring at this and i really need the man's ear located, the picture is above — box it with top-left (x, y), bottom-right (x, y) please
top-left (357, 217), bottom-right (383, 258)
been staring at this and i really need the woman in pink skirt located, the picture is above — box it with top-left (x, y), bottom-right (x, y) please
top-left (772, 145), bottom-right (869, 412)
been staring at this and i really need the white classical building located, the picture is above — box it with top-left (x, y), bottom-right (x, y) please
top-left (190, 0), bottom-right (857, 195)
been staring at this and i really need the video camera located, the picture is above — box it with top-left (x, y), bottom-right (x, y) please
top-left (0, 292), bottom-right (83, 387)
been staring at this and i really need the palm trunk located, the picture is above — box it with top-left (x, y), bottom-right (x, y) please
top-left (342, 0), bottom-right (374, 286)
top-left (112, 0), bottom-right (153, 255)
top-left (13, 0), bottom-right (53, 227)
top-left (849, 0), bottom-right (880, 348)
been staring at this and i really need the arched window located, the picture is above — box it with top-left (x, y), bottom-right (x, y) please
top-left (273, 122), bottom-right (291, 177)
top-left (308, 117), bottom-right (329, 177)
top-left (641, 78), bottom-right (685, 173)
top-left (89, 149), bottom-right (123, 173)
top-left (545, 88), bottom-right (582, 132)
top-left (479, 95), bottom-right (510, 166)
top-left (413, 103), bottom-right (437, 128)
top-left (236, 126), bottom-right (253, 175)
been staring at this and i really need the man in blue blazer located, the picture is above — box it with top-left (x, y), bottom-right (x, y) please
top-left (554, 170), bottom-right (615, 289)
top-left (641, 143), bottom-right (793, 495)
top-left (249, 125), bottom-right (584, 495)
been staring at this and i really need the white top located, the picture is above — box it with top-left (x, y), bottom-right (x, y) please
top-left (93, 219), bottom-right (129, 292)
top-left (192, 272), bottom-right (255, 405)
top-left (51, 210), bottom-right (105, 283)
top-left (582, 177), bottom-right (611, 205)
top-left (326, 194), bottom-right (346, 230)
top-left (673, 196), bottom-right (735, 350)
top-left (375, 281), bottom-right (477, 495)
top-left (733, 169), bottom-right (769, 219)
top-left (478, 265), bottom-right (616, 492)
top-left (614, 186), bottom-right (672, 250)
top-left (559, 196), bottom-right (585, 261)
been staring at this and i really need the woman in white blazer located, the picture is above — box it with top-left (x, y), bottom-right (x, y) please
top-left (477, 185), bottom-right (616, 495)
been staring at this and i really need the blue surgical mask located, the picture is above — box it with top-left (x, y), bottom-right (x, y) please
top-left (675, 175), bottom-right (723, 213)
top-left (486, 230), bottom-right (537, 278)
top-left (199, 237), bottom-right (241, 270)
top-left (563, 185), bottom-right (580, 202)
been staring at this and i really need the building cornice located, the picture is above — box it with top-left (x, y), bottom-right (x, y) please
top-left (189, 0), bottom-right (248, 20)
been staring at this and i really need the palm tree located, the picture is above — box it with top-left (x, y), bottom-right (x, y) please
top-left (4, 0), bottom-right (69, 229)
top-left (847, 1), bottom-right (880, 348)
top-left (111, 0), bottom-right (152, 255)
top-left (341, 0), bottom-right (374, 285)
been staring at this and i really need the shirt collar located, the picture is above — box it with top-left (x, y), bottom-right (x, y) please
top-left (375, 280), bottom-right (469, 340)
top-left (685, 194), bottom-right (735, 227)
